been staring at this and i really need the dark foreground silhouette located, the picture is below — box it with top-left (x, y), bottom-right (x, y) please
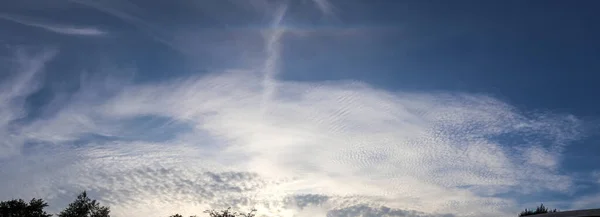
top-left (0, 191), bottom-right (255, 217)
top-left (519, 204), bottom-right (558, 217)
top-left (170, 208), bottom-right (256, 217)
top-left (0, 191), bottom-right (107, 217)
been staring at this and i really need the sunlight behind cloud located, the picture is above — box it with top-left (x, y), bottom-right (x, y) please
top-left (0, 56), bottom-right (583, 216)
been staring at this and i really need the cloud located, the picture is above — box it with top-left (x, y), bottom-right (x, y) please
top-left (93, 71), bottom-right (580, 215)
top-left (0, 56), bottom-right (583, 216)
top-left (0, 14), bottom-right (106, 36)
top-left (65, 0), bottom-right (185, 54)
top-left (260, 3), bottom-right (288, 115)
top-left (328, 204), bottom-right (455, 217)
top-left (311, 0), bottom-right (336, 17)
top-left (570, 194), bottom-right (600, 211)
top-left (0, 48), bottom-right (57, 158)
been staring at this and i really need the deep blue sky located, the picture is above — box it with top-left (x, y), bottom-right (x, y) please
top-left (281, 0), bottom-right (600, 115)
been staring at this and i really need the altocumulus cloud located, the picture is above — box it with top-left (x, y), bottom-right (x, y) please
top-left (0, 48), bottom-right (585, 217)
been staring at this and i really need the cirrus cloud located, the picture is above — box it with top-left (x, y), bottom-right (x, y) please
top-left (0, 14), bottom-right (106, 36)
top-left (0, 50), bottom-right (584, 216)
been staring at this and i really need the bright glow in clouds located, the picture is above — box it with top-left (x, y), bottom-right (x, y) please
top-left (0, 1), bottom-right (593, 217)
top-left (0, 49), bottom-right (584, 217)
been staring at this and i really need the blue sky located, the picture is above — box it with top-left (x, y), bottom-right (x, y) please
top-left (1, 0), bottom-right (599, 216)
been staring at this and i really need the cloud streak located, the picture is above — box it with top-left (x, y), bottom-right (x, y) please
top-left (0, 48), bottom-right (57, 158)
top-left (261, 3), bottom-right (288, 115)
top-left (0, 14), bottom-right (106, 36)
top-left (311, 0), bottom-right (336, 17)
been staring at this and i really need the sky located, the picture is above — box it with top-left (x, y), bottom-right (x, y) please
top-left (0, 0), bottom-right (599, 217)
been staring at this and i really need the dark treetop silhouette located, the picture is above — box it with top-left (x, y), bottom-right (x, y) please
top-left (1, 192), bottom-right (256, 217)
top-left (0, 198), bottom-right (52, 217)
top-left (169, 207), bottom-right (257, 217)
top-left (57, 192), bottom-right (110, 217)
top-left (0, 191), bottom-right (109, 217)
top-left (519, 204), bottom-right (558, 217)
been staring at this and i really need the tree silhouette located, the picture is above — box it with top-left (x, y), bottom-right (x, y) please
top-left (518, 204), bottom-right (558, 216)
top-left (0, 198), bottom-right (52, 217)
top-left (169, 214), bottom-right (197, 217)
top-left (204, 208), bottom-right (256, 217)
top-left (57, 191), bottom-right (110, 217)
top-left (169, 208), bottom-right (256, 217)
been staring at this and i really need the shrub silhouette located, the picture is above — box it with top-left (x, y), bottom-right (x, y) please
top-left (204, 208), bottom-right (256, 217)
top-left (519, 204), bottom-right (558, 216)
top-left (170, 207), bottom-right (256, 217)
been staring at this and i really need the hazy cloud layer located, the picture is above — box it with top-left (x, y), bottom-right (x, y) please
top-left (0, 48), bottom-right (585, 216)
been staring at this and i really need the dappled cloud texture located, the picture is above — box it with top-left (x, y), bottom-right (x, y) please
top-left (0, 50), bottom-right (583, 217)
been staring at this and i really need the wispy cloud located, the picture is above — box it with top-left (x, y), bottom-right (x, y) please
top-left (66, 0), bottom-right (184, 53)
top-left (0, 55), bottom-right (584, 216)
top-left (592, 171), bottom-right (600, 184)
top-left (0, 14), bottom-right (106, 36)
top-left (0, 48), bottom-right (57, 158)
top-left (311, 0), bottom-right (336, 17)
top-left (260, 3), bottom-right (287, 115)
